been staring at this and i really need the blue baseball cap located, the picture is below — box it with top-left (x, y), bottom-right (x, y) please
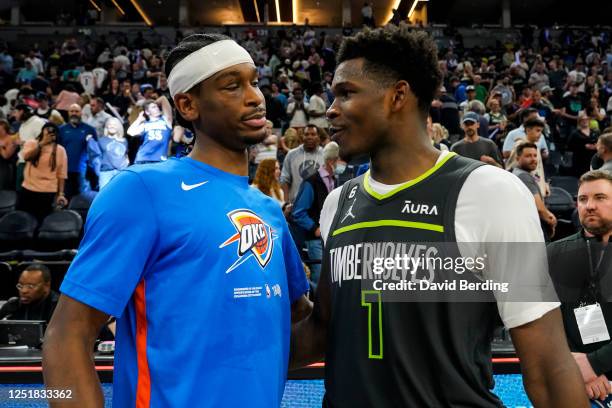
top-left (462, 112), bottom-right (480, 124)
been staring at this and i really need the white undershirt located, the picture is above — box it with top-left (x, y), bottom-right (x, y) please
top-left (319, 151), bottom-right (559, 329)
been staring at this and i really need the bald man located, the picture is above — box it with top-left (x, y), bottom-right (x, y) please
top-left (57, 103), bottom-right (97, 198)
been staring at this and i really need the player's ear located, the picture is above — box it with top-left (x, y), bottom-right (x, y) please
top-left (174, 92), bottom-right (200, 123)
top-left (389, 80), bottom-right (413, 113)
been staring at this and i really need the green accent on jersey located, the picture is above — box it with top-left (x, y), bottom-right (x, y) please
top-left (332, 219), bottom-right (444, 237)
top-left (363, 152), bottom-right (457, 200)
top-left (361, 290), bottom-right (383, 359)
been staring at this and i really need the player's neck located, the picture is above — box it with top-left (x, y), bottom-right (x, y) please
top-left (369, 130), bottom-right (440, 185)
top-left (189, 141), bottom-right (248, 177)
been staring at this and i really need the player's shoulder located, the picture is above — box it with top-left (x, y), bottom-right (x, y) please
top-left (121, 159), bottom-right (189, 189)
top-left (462, 164), bottom-right (529, 200)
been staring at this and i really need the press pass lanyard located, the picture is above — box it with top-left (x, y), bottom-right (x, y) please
top-left (573, 239), bottom-right (610, 345)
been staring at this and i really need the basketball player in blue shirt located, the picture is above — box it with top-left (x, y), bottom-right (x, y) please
top-left (43, 34), bottom-right (311, 407)
top-left (127, 95), bottom-right (173, 163)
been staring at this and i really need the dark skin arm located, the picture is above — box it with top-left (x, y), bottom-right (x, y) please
top-left (289, 260), bottom-right (331, 370)
top-left (510, 308), bottom-right (589, 407)
top-left (291, 294), bottom-right (313, 323)
top-left (43, 295), bottom-right (109, 408)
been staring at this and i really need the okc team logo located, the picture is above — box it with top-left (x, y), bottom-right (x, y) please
top-left (219, 209), bottom-right (277, 273)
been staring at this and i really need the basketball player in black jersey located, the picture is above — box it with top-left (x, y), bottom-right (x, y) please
top-left (290, 26), bottom-right (588, 407)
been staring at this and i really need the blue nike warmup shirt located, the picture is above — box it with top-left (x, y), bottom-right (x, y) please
top-left (60, 157), bottom-right (309, 407)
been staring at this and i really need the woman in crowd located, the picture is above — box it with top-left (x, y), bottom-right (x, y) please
top-left (0, 119), bottom-right (18, 190)
top-left (278, 127), bottom-right (300, 166)
top-left (567, 112), bottom-right (599, 177)
top-left (252, 158), bottom-right (284, 204)
top-left (88, 117), bottom-right (129, 189)
top-left (19, 122), bottom-right (68, 223)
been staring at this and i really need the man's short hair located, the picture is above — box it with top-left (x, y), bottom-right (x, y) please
top-left (579, 170), bottom-right (612, 186)
top-left (337, 25), bottom-right (441, 115)
top-left (304, 124), bottom-right (318, 133)
top-left (523, 117), bottom-right (545, 130)
top-left (520, 108), bottom-right (538, 123)
top-left (516, 142), bottom-right (538, 157)
top-left (599, 132), bottom-right (612, 152)
top-left (23, 264), bottom-right (51, 283)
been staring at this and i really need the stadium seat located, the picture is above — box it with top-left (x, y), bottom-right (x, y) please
top-left (0, 211), bottom-right (38, 250)
top-left (0, 190), bottom-right (17, 217)
top-left (0, 250), bottom-right (21, 263)
top-left (36, 210), bottom-right (83, 251)
top-left (22, 249), bottom-right (77, 262)
top-left (546, 187), bottom-right (579, 240)
top-left (0, 262), bottom-right (14, 300)
top-left (545, 187), bottom-right (576, 216)
top-left (550, 176), bottom-right (579, 199)
top-left (68, 191), bottom-right (97, 225)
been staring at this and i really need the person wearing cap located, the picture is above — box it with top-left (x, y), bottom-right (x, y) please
top-left (539, 85), bottom-right (557, 111)
top-left (451, 111), bottom-right (502, 167)
top-left (43, 33), bottom-right (310, 408)
top-left (291, 141), bottom-right (341, 286)
top-left (12, 103), bottom-right (46, 190)
top-left (459, 84), bottom-right (477, 114)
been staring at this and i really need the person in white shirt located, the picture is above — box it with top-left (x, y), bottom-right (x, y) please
top-left (287, 86), bottom-right (309, 129)
top-left (79, 64), bottom-right (96, 96)
top-left (13, 104), bottom-right (46, 190)
top-left (308, 83), bottom-right (329, 130)
top-left (82, 97), bottom-right (113, 138)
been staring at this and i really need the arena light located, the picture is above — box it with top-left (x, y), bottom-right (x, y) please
top-left (292, 0), bottom-right (299, 23)
top-left (275, 0), bottom-right (281, 22)
top-left (253, 0), bottom-right (261, 22)
top-left (111, 0), bottom-right (126, 16)
top-left (89, 0), bottom-right (102, 12)
top-left (128, 0), bottom-right (153, 26)
top-left (408, 0), bottom-right (428, 19)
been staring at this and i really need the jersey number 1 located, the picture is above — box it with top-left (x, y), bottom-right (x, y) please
top-left (361, 290), bottom-right (383, 359)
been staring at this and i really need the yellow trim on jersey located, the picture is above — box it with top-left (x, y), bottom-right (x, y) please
top-left (332, 219), bottom-right (444, 237)
top-left (363, 152), bottom-right (457, 200)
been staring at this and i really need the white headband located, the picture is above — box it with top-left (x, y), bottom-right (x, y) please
top-left (168, 40), bottom-right (254, 98)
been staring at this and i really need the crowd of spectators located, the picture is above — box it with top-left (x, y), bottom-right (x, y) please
top-left (0, 21), bottom-right (611, 256)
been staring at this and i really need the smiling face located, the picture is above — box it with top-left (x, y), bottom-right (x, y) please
top-left (175, 62), bottom-right (267, 151)
top-left (326, 58), bottom-right (389, 159)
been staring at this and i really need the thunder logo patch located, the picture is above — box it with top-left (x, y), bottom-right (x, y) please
top-left (219, 209), bottom-right (277, 273)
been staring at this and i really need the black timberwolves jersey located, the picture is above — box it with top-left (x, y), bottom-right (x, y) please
top-left (323, 153), bottom-right (505, 408)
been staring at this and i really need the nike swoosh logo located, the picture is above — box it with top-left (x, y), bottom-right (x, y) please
top-left (181, 181), bottom-right (209, 191)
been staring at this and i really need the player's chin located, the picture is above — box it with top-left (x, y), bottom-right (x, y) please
top-left (240, 129), bottom-right (267, 146)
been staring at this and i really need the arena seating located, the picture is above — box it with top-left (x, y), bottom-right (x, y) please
top-left (0, 211), bottom-right (38, 250)
top-left (0, 191), bottom-right (17, 217)
top-left (36, 210), bottom-right (83, 251)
